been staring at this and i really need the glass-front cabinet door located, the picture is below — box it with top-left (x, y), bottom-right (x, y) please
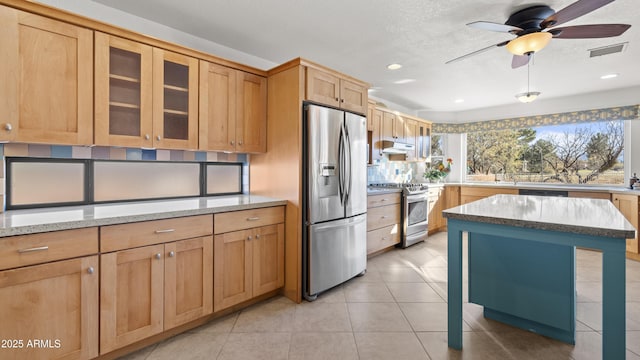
top-left (95, 34), bottom-right (198, 149)
top-left (95, 32), bottom-right (152, 147)
top-left (152, 48), bottom-right (198, 150)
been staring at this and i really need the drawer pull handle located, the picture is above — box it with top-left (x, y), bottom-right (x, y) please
top-left (382, 237), bottom-right (388, 240)
top-left (155, 229), bottom-right (176, 234)
top-left (381, 215), bottom-right (388, 219)
top-left (380, 198), bottom-right (388, 202)
top-left (247, 217), bottom-right (260, 221)
top-left (87, 267), bottom-right (95, 275)
top-left (18, 246), bottom-right (49, 253)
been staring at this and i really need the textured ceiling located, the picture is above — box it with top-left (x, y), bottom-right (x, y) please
top-left (91, 0), bottom-right (640, 113)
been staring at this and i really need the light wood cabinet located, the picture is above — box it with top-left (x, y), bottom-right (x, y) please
top-left (403, 119), bottom-right (418, 161)
top-left (199, 62), bottom-right (267, 153)
top-left (100, 215), bottom-right (213, 354)
top-left (612, 193), bottom-right (639, 253)
top-left (416, 121), bottom-right (432, 161)
top-left (366, 193), bottom-right (401, 255)
top-left (568, 191), bottom-right (611, 199)
top-left (0, 228), bottom-right (99, 360)
top-left (428, 186), bottom-right (445, 233)
top-left (95, 34), bottom-right (198, 149)
top-left (306, 67), bottom-right (367, 114)
top-left (445, 185), bottom-right (461, 210)
top-left (100, 244), bottom-right (165, 354)
top-left (164, 237), bottom-right (213, 330)
top-left (213, 207), bottom-right (285, 312)
top-left (381, 111), bottom-right (398, 142)
top-left (460, 186), bottom-right (518, 205)
top-left (0, 6), bottom-right (93, 145)
top-left (95, 32), bottom-right (153, 148)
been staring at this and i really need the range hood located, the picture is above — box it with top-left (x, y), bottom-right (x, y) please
top-left (381, 141), bottom-right (414, 154)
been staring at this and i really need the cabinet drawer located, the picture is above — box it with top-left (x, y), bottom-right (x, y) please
top-left (367, 225), bottom-right (400, 254)
top-left (101, 215), bottom-right (213, 252)
top-left (214, 206), bottom-right (285, 234)
top-left (0, 227), bottom-right (98, 270)
top-left (367, 205), bottom-right (400, 231)
top-left (367, 193), bottom-right (401, 208)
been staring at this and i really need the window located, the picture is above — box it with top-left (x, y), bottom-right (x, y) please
top-left (466, 120), bottom-right (624, 185)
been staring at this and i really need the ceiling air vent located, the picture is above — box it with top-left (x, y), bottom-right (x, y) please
top-left (589, 42), bottom-right (627, 58)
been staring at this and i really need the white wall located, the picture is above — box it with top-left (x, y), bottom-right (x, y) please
top-left (37, 0), bottom-right (277, 70)
top-left (626, 120), bottom-right (640, 182)
top-left (418, 85), bottom-right (640, 124)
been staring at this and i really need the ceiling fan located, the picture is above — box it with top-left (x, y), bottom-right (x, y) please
top-left (446, 0), bottom-right (631, 68)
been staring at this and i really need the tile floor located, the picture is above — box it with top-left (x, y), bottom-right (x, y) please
top-left (121, 232), bottom-right (640, 359)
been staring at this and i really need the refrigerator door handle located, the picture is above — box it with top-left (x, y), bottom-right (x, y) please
top-left (338, 123), bottom-right (343, 205)
top-left (344, 124), bottom-right (352, 205)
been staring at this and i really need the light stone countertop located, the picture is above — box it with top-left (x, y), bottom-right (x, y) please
top-left (0, 195), bottom-right (287, 238)
top-left (447, 182), bottom-right (638, 195)
top-left (443, 194), bottom-right (636, 239)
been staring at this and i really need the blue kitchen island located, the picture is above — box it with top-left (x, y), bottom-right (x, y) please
top-left (443, 194), bottom-right (635, 359)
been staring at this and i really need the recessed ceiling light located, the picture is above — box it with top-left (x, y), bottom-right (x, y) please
top-left (600, 73), bottom-right (618, 79)
top-left (393, 79), bottom-right (415, 84)
top-left (454, 99), bottom-right (464, 103)
top-left (387, 63), bottom-right (402, 70)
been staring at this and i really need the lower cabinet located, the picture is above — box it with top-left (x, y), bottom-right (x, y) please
top-left (366, 192), bottom-right (401, 255)
top-left (612, 193), bottom-right (639, 254)
top-left (0, 256), bottom-right (99, 360)
top-left (427, 186), bottom-right (445, 233)
top-left (213, 222), bottom-right (285, 312)
top-left (99, 216), bottom-right (214, 354)
top-left (0, 228), bottom-right (99, 360)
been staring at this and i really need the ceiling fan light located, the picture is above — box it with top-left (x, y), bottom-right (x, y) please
top-left (516, 91), bottom-right (541, 103)
top-left (506, 32), bottom-right (553, 56)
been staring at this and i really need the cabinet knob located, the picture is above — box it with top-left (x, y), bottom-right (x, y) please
top-left (382, 237), bottom-right (388, 240)
top-left (335, 97), bottom-right (339, 101)
top-left (247, 236), bottom-right (252, 240)
top-left (156, 135), bottom-right (162, 141)
top-left (238, 140), bottom-right (243, 145)
top-left (87, 267), bottom-right (94, 274)
top-left (230, 140), bottom-right (235, 145)
top-left (144, 134), bottom-right (150, 140)
top-left (169, 251), bottom-right (175, 257)
top-left (155, 253), bottom-right (161, 260)
top-left (4, 123), bottom-right (12, 132)
top-left (341, 99), bottom-right (345, 103)
top-left (256, 234), bottom-right (260, 239)
top-left (381, 215), bottom-right (387, 219)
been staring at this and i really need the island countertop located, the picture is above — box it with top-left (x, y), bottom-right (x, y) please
top-left (0, 195), bottom-right (287, 238)
top-left (443, 194), bottom-right (635, 239)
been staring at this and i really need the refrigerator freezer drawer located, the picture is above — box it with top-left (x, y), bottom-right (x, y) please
top-left (308, 214), bottom-right (367, 297)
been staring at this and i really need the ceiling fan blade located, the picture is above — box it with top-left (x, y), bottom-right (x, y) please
top-left (511, 54), bottom-right (530, 69)
top-left (467, 21), bottom-right (522, 33)
top-left (551, 24), bottom-right (631, 38)
top-left (446, 40), bottom-right (510, 64)
top-left (542, 0), bottom-right (615, 28)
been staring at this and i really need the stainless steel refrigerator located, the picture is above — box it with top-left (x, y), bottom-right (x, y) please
top-left (303, 103), bottom-right (367, 301)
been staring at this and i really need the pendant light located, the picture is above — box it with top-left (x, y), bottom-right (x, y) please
top-left (515, 56), bottom-right (540, 103)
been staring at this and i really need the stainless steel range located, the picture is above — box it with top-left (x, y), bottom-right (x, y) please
top-left (369, 182), bottom-right (429, 248)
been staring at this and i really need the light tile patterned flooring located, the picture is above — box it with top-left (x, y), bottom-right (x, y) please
top-left (121, 232), bottom-right (640, 359)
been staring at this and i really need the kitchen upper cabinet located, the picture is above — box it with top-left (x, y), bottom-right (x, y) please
top-left (199, 62), bottom-right (267, 153)
top-left (612, 193), bottom-right (639, 253)
top-left (0, 7), bottom-right (93, 145)
top-left (416, 121), bottom-right (432, 161)
top-left (95, 35), bottom-right (198, 149)
top-left (95, 33), bottom-right (153, 148)
top-left (403, 119), bottom-right (418, 161)
top-left (306, 67), bottom-right (368, 114)
top-left (381, 111), bottom-right (397, 142)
